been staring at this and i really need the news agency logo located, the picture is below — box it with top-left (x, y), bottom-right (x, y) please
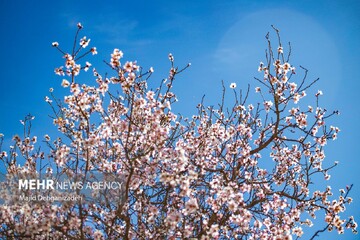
top-left (0, 175), bottom-right (126, 205)
top-left (17, 179), bottom-right (123, 190)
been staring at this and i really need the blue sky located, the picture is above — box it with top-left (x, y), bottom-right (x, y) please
top-left (0, 0), bottom-right (359, 238)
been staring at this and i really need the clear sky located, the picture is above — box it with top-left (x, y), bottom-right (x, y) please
top-left (0, 0), bottom-right (359, 239)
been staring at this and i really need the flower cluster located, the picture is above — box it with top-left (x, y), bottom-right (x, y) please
top-left (0, 25), bottom-right (356, 239)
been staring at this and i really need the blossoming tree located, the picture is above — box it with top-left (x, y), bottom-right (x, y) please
top-left (0, 24), bottom-right (357, 239)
